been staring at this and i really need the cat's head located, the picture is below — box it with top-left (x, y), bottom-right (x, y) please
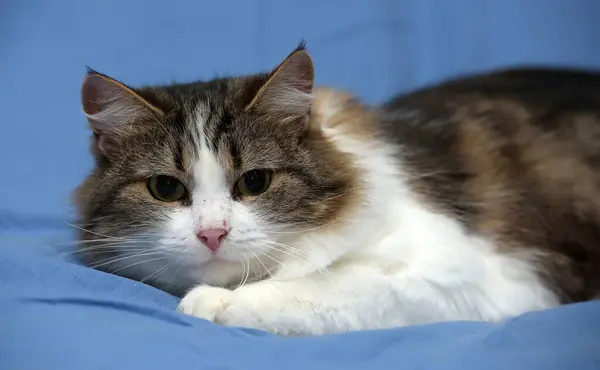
top-left (75, 44), bottom-right (359, 295)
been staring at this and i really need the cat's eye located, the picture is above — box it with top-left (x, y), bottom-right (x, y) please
top-left (236, 170), bottom-right (272, 197)
top-left (147, 175), bottom-right (187, 202)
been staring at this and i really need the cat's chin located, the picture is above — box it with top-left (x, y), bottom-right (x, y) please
top-left (111, 252), bottom-right (242, 297)
top-left (173, 257), bottom-right (249, 292)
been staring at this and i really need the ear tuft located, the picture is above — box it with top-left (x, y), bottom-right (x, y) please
top-left (295, 39), bottom-right (308, 53)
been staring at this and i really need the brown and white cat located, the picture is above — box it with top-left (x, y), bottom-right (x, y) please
top-left (76, 43), bottom-right (600, 336)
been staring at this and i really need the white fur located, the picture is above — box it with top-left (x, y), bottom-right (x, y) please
top-left (266, 85), bottom-right (313, 120)
top-left (175, 96), bottom-right (560, 336)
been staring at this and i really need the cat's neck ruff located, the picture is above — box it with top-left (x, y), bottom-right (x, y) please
top-left (271, 89), bottom-right (558, 321)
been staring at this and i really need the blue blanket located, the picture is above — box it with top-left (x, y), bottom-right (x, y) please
top-left (2, 1), bottom-right (600, 369)
top-left (1, 230), bottom-right (599, 369)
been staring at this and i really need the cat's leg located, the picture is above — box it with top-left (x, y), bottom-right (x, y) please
top-left (177, 263), bottom-right (445, 335)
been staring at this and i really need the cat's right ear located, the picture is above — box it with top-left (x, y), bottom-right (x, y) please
top-left (244, 43), bottom-right (314, 135)
top-left (81, 69), bottom-right (163, 157)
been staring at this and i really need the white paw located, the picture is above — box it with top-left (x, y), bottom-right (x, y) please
top-left (177, 285), bottom-right (235, 321)
top-left (177, 284), bottom-right (291, 334)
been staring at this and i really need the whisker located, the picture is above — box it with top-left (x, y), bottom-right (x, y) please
top-left (160, 243), bottom-right (194, 289)
top-left (252, 251), bottom-right (273, 280)
top-left (264, 241), bottom-right (316, 264)
top-left (265, 241), bottom-right (336, 284)
top-left (58, 241), bottom-right (155, 257)
top-left (257, 221), bottom-right (315, 231)
top-left (141, 258), bottom-right (176, 284)
top-left (49, 237), bottom-right (131, 248)
top-left (62, 222), bottom-right (126, 239)
top-left (264, 217), bottom-right (343, 234)
top-left (72, 247), bottom-right (151, 257)
top-left (109, 256), bottom-right (170, 275)
top-left (89, 250), bottom-right (162, 270)
top-left (237, 255), bottom-right (251, 289)
top-left (58, 239), bottom-right (150, 250)
top-left (165, 255), bottom-right (186, 287)
top-left (258, 251), bottom-right (285, 267)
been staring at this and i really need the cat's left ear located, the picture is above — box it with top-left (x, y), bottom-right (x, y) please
top-left (81, 69), bottom-right (164, 158)
top-left (245, 43), bottom-right (314, 132)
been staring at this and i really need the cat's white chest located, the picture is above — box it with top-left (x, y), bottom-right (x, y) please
top-left (258, 133), bottom-right (562, 329)
top-left (339, 193), bottom-right (560, 324)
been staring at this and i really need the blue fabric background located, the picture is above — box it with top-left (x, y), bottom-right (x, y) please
top-left (1, 1), bottom-right (599, 369)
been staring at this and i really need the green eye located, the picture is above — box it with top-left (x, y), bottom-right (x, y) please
top-left (147, 175), bottom-right (187, 202)
top-left (236, 170), bottom-right (272, 197)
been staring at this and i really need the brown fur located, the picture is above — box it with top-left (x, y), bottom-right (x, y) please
top-left (380, 68), bottom-right (600, 302)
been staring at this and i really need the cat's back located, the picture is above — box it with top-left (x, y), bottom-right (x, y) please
top-left (378, 67), bottom-right (600, 302)
top-left (383, 67), bottom-right (600, 134)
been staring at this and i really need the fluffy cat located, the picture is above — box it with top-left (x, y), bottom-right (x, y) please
top-left (76, 43), bottom-right (600, 336)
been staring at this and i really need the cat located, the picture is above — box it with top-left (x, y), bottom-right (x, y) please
top-left (75, 42), bottom-right (600, 336)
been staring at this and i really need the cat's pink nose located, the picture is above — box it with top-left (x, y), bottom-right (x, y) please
top-left (197, 228), bottom-right (229, 252)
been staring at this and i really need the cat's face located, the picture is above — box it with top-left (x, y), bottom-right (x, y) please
top-left (76, 45), bottom-right (356, 295)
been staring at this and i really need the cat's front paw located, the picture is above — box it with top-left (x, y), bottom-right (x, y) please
top-left (178, 285), bottom-right (235, 322)
top-left (178, 284), bottom-right (284, 334)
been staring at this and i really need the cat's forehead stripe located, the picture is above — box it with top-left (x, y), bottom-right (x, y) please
top-left (193, 97), bottom-right (244, 171)
top-left (192, 101), bottom-right (227, 195)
